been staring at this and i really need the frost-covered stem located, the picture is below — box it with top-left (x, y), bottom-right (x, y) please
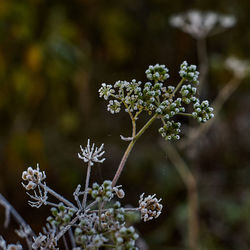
top-left (39, 183), bottom-right (77, 210)
top-left (197, 38), bottom-right (208, 93)
top-left (90, 207), bottom-right (139, 213)
top-left (112, 139), bottom-right (135, 187)
top-left (165, 143), bottom-right (199, 250)
top-left (56, 216), bottom-right (79, 241)
top-left (0, 193), bottom-right (35, 235)
top-left (85, 200), bottom-right (98, 210)
top-left (82, 161), bottom-right (92, 209)
top-left (112, 114), bottom-right (158, 187)
top-left (45, 201), bottom-right (76, 211)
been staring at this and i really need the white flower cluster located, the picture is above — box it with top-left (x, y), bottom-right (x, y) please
top-left (0, 236), bottom-right (22, 250)
top-left (98, 83), bottom-right (114, 100)
top-left (145, 64), bottom-right (170, 82)
top-left (192, 100), bottom-right (214, 122)
top-left (159, 121), bottom-right (181, 140)
top-left (138, 193), bottom-right (163, 222)
top-left (179, 61), bottom-right (199, 84)
top-left (22, 164), bottom-right (46, 190)
top-left (99, 63), bottom-right (214, 141)
top-left (78, 139), bottom-right (105, 166)
top-left (107, 99), bottom-right (121, 114)
top-left (180, 84), bottom-right (197, 104)
top-left (170, 10), bottom-right (236, 39)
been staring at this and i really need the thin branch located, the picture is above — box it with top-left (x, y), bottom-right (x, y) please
top-left (82, 161), bottom-right (92, 209)
top-left (39, 183), bottom-right (77, 210)
top-left (0, 193), bottom-right (35, 236)
top-left (112, 113), bottom-right (158, 187)
top-left (55, 216), bottom-right (79, 241)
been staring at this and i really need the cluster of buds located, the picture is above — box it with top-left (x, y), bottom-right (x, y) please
top-left (159, 121), bottom-right (181, 140)
top-left (21, 164), bottom-right (46, 190)
top-left (179, 61), bottom-right (199, 84)
top-left (75, 229), bottom-right (107, 249)
top-left (145, 64), bottom-right (170, 82)
top-left (47, 203), bottom-right (75, 230)
top-left (138, 193), bottom-right (163, 222)
top-left (114, 226), bottom-right (139, 249)
top-left (89, 180), bottom-right (113, 202)
top-left (192, 100), bottom-right (214, 122)
top-left (104, 201), bottom-right (125, 225)
top-left (75, 213), bottom-right (99, 239)
top-left (180, 84), bottom-right (197, 104)
top-left (99, 62), bottom-right (214, 141)
top-left (107, 100), bottom-right (121, 114)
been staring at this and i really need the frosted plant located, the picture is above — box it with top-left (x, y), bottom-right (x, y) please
top-left (225, 57), bottom-right (250, 78)
top-left (0, 62), bottom-right (213, 249)
top-left (169, 10), bottom-right (236, 39)
top-left (0, 236), bottom-right (22, 250)
top-left (78, 139), bottom-right (105, 166)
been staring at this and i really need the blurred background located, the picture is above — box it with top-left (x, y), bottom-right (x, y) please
top-left (0, 0), bottom-right (250, 249)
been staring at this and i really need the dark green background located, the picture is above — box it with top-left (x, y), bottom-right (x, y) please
top-left (0, 0), bottom-right (249, 249)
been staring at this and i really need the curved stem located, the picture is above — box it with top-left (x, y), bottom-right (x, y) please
top-left (165, 143), bottom-right (199, 250)
top-left (112, 114), bottom-right (158, 187)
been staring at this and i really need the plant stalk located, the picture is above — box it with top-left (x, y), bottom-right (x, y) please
top-left (82, 161), bottom-right (91, 209)
top-left (165, 143), bottom-right (199, 250)
top-left (112, 114), bottom-right (157, 187)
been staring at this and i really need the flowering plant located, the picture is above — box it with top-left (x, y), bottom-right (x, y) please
top-left (0, 62), bottom-right (213, 249)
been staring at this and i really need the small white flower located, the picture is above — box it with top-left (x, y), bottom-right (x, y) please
top-left (78, 139), bottom-right (105, 166)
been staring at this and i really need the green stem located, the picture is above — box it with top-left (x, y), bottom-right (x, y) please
top-left (177, 112), bottom-right (193, 117)
top-left (171, 78), bottom-right (185, 98)
top-left (111, 113), bottom-right (158, 187)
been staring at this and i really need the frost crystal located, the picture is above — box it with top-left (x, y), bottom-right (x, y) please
top-left (78, 139), bottom-right (105, 166)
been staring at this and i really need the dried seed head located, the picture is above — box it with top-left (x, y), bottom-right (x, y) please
top-left (78, 139), bottom-right (105, 166)
top-left (138, 193), bottom-right (163, 222)
top-left (21, 164), bottom-right (46, 190)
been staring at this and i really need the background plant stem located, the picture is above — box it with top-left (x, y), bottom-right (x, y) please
top-left (165, 143), bottom-right (199, 250)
